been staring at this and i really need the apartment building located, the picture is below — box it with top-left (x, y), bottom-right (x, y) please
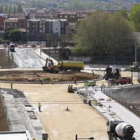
top-left (27, 19), bottom-right (67, 35)
top-left (4, 18), bottom-right (18, 32)
top-left (4, 14), bottom-right (27, 33)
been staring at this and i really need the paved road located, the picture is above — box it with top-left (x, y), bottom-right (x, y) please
top-left (12, 48), bottom-right (45, 68)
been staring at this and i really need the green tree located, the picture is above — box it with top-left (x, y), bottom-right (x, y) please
top-left (8, 5), bottom-right (12, 13)
top-left (3, 4), bottom-right (9, 13)
top-left (13, 6), bottom-right (17, 13)
top-left (73, 11), bottom-right (134, 56)
top-left (9, 29), bottom-right (23, 42)
top-left (130, 4), bottom-right (140, 31)
top-left (17, 5), bottom-right (23, 13)
top-left (0, 5), bottom-right (3, 13)
top-left (118, 9), bottom-right (129, 20)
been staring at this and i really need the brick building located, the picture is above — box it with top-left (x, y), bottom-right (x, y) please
top-left (4, 14), bottom-right (27, 33)
top-left (0, 14), bottom-right (7, 32)
top-left (4, 18), bottom-right (18, 32)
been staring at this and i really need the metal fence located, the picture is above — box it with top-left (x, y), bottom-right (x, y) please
top-left (102, 85), bottom-right (140, 117)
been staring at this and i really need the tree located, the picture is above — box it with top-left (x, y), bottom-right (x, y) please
top-left (118, 9), bottom-right (129, 20)
top-left (13, 6), bottom-right (17, 13)
top-left (17, 5), bottom-right (23, 13)
top-left (130, 4), bottom-right (140, 32)
top-left (73, 11), bottom-right (134, 56)
top-left (9, 29), bottom-right (23, 42)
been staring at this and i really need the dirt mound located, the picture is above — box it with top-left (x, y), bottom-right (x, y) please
top-left (0, 70), bottom-right (99, 82)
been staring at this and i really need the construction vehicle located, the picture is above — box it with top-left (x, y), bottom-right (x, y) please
top-left (107, 120), bottom-right (135, 140)
top-left (104, 66), bottom-right (133, 85)
top-left (42, 60), bottom-right (84, 73)
top-left (104, 66), bottom-right (120, 80)
top-left (10, 44), bottom-right (15, 52)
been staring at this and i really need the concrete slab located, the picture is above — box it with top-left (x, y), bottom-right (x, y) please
top-left (0, 88), bottom-right (46, 140)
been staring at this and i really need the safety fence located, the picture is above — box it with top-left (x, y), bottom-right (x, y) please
top-left (102, 85), bottom-right (140, 117)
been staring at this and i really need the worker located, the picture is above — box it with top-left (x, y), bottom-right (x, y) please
top-left (88, 99), bottom-right (92, 106)
top-left (47, 59), bottom-right (54, 70)
top-left (39, 77), bottom-right (43, 84)
top-left (49, 77), bottom-right (54, 84)
top-left (38, 102), bottom-right (42, 112)
top-left (73, 76), bottom-right (77, 84)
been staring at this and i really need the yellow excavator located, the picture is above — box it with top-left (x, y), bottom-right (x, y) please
top-left (42, 59), bottom-right (84, 73)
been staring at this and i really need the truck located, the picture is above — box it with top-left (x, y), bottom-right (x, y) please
top-left (107, 120), bottom-right (135, 140)
top-left (104, 66), bottom-right (133, 85)
top-left (42, 60), bottom-right (84, 73)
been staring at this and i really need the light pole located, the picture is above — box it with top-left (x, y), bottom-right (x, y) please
top-left (135, 40), bottom-right (137, 62)
top-left (75, 134), bottom-right (94, 140)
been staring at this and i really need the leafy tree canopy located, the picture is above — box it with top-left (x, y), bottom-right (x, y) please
top-left (73, 11), bottom-right (135, 56)
top-left (9, 29), bottom-right (23, 42)
top-left (130, 4), bottom-right (140, 32)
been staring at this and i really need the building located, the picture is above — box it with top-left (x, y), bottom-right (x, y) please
top-left (4, 18), bottom-right (18, 32)
top-left (27, 19), bottom-right (67, 35)
top-left (0, 14), bottom-right (7, 33)
top-left (57, 11), bottom-right (90, 35)
top-left (4, 16), bottom-right (27, 33)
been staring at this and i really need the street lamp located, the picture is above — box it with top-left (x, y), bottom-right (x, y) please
top-left (75, 134), bottom-right (94, 140)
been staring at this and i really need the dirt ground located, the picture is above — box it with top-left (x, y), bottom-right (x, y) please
top-left (0, 49), bottom-right (16, 68)
top-left (0, 70), bottom-right (99, 82)
top-left (0, 70), bottom-right (138, 139)
top-left (0, 83), bottom-right (108, 140)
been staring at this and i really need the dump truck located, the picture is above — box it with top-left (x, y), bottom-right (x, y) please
top-left (42, 60), bottom-right (84, 73)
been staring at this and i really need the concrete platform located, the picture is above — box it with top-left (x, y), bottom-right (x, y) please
top-left (0, 88), bottom-right (46, 140)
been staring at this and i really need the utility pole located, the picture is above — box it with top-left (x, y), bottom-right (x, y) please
top-left (135, 40), bottom-right (137, 62)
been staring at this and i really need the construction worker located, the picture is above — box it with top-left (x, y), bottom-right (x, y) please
top-left (38, 102), bottom-right (42, 112)
top-left (49, 77), bottom-right (54, 84)
top-left (73, 76), bottom-right (77, 84)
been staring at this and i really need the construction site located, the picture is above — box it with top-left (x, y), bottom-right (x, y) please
top-left (0, 46), bottom-right (140, 140)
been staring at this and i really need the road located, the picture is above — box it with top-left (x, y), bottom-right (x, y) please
top-left (11, 48), bottom-right (45, 68)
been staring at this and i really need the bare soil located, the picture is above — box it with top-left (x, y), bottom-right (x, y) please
top-left (0, 70), bottom-right (99, 82)
top-left (0, 49), bottom-right (16, 68)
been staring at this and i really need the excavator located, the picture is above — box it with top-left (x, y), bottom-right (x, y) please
top-left (104, 66), bottom-right (133, 85)
top-left (42, 59), bottom-right (84, 73)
